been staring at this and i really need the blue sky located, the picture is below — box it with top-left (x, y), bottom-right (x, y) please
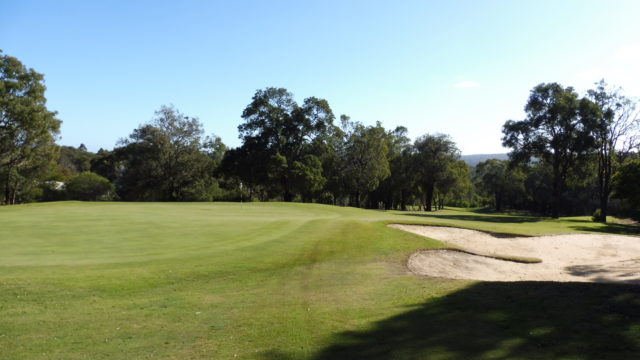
top-left (2, 0), bottom-right (639, 154)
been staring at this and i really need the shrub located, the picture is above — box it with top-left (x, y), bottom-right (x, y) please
top-left (591, 208), bottom-right (604, 222)
top-left (66, 172), bottom-right (115, 201)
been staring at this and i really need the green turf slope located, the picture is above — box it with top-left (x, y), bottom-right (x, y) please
top-left (1, 202), bottom-right (639, 359)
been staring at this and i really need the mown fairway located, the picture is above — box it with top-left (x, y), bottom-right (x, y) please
top-left (1, 202), bottom-right (640, 359)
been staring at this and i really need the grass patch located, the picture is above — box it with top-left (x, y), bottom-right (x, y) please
top-left (0, 202), bottom-right (638, 359)
top-left (491, 254), bottom-right (543, 264)
top-left (421, 248), bottom-right (543, 264)
top-left (392, 207), bottom-right (640, 236)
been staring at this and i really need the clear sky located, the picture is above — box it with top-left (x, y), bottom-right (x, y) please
top-left (2, 0), bottom-right (639, 154)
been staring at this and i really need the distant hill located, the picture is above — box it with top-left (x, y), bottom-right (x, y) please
top-left (461, 153), bottom-right (509, 167)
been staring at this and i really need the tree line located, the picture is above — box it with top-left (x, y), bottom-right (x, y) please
top-left (2, 50), bottom-right (639, 220)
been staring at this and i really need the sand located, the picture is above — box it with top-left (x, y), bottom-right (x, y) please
top-left (390, 224), bottom-right (640, 284)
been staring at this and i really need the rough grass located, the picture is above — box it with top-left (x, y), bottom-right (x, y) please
top-left (1, 202), bottom-right (639, 359)
top-left (423, 247), bottom-right (543, 264)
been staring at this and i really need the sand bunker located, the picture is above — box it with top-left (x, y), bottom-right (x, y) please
top-left (390, 224), bottom-right (640, 284)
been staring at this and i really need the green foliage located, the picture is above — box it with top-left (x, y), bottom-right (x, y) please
top-left (502, 83), bottom-right (599, 218)
top-left (4, 69), bottom-right (634, 220)
top-left (612, 158), bottom-right (640, 219)
top-left (586, 80), bottom-right (640, 222)
top-left (65, 172), bottom-right (115, 201)
top-left (202, 135), bottom-right (227, 168)
top-left (55, 144), bottom-right (95, 179)
top-left (112, 105), bottom-right (224, 201)
top-left (436, 159), bottom-right (473, 208)
top-left (522, 162), bottom-right (554, 214)
top-left (291, 154), bottom-right (326, 197)
top-left (90, 148), bottom-right (120, 182)
top-left (591, 208), bottom-right (604, 222)
top-left (368, 126), bottom-right (415, 210)
top-left (234, 88), bottom-right (337, 201)
top-left (473, 159), bottom-right (524, 211)
top-left (0, 50), bottom-right (61, 204)
top-left (341, 120), bottom-right (391, 207)
top-left (413, 133), bottom-right (460, 211)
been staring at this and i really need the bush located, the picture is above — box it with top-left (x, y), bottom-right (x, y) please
top-left (591, 208), bottom-right (604, 222)
top-left (66, 172), bottom-right (115, 201)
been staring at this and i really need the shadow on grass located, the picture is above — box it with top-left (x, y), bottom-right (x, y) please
top-left (571, 224), bottom-right (640, 236)
top-left (400, 213), bottom-right (542, 224)
top-left (470, 208), bottom-right (538, 216)
top-left (306, 282), bottom-right (640, 360)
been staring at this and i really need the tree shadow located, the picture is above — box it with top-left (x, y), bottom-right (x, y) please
top-left (399, 213), bottom-right (542, 224)
top-left (562, 219), bottom-right (594, 223)
top-left (566, 264), bottom-right (640, 283)
top-left (570, 223), bottom-right (640, 236)
top-left (258, 351), bottom-right (295, 360)
top-left (470, 208), bottom-right (534, 216)
top-left (310, 282), bottom-right (640, 360)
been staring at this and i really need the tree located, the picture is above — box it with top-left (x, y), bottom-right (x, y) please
top-left (202, 135), bottom-right (228, 168)
top-left (372, 126), bottom-right (414, 210)
top-left (612, 158), bottom-right (640, 219)
top-left (502, 83), bottom-right (597, 218)
top-left (0, 50), bottom-right (61, 204)
top-left (291, 154), bottom-right (326, 201)
top-left (413, 133), bottom-right (460, 211)
top-left (474, 159), bottom-right (524, 212)
top-left (116, 105), bottom-right (214, 201)
top-left (586, 80), bottom-right (640, 222)
top-left (219, 141), bottom-right (270, 201)
top-left (237, 88), bottom-right (336, 201)
top-left (435, 159), bottom-right (472, 209)
top-left (54, 145), bottom-right (95, 179)
top-left (90, 148), bottom-right (121, 183)
top-left (341, 120), bottom-right (391, 207)
top-left (316, 115), bottom-right (348, 205)
top-left (65, 172), bottom-right (115, 201)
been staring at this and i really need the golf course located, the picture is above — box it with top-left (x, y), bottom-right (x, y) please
top-left (2, 202), bottom-right (640, 359)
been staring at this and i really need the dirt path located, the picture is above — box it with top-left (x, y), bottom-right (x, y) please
top-left (390, 224), bottom-right (640, 284)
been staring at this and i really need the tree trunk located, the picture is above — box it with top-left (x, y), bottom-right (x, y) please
top-left (600, 193), bottom-right (608, 221)
top-left (281, 175), bottom-right (293, 202)
top-left (551, 164), bottom-right (561, 219)
top-left (11, 187), bottom-right (17, 205)
top-left (367, 193), bottom-right (375, 209)
top-left (425, 184), bottom-right (434, 212)
top-left (597, 151), bottom-right (612, 223)
top-left (4, 176), bottom-right (10, 205)
top-left (4, 168), bottom-right (13, 205)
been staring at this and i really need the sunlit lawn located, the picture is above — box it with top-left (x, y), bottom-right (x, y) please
top-left (1, 202), bottom-right (639, 359)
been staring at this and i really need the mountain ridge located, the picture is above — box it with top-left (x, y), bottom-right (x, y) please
top-left (460, 153), bottom-right (509, 167)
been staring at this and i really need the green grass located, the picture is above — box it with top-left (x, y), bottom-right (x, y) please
top-left (391, 207), bottom-right (640, 236)
top-left (1, 202), bottom-right (639, 359)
